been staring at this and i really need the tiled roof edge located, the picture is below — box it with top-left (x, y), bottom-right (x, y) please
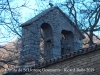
top-left (36, 44), bottom-right (100, 68)
top-left (3, 44), bottom-right (100, 75)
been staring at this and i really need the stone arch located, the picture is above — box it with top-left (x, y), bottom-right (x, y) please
top-left (61, 30), bottom-right (74, 55)
top-left (40, 23), bottom-right (53, 61)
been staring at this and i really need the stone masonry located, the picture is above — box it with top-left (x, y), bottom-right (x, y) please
top-left (20, 7), bottom-right (84, 66)
top-left (3, 6), bottom-right (100, 75)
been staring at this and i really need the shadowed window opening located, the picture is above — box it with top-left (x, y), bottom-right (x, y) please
top-left (40, 23), bottom-right (53, 62)
top-left (61, 30), bottom-right (74, 55)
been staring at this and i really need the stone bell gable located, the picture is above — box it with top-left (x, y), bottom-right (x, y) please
top-left (20, 6), bottom-right (84, 65)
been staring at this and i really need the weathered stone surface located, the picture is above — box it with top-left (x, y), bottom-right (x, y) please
top-left (20, 7), bottom-right (84, 66)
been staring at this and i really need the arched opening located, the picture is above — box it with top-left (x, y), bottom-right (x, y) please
top-left (40, 23), bottom-right (53, 62)
top-left (61, 30), bottom-right (74, 55)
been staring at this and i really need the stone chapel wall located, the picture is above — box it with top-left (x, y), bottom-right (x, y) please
top-left (20, 7), bottom-right (83, 65)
